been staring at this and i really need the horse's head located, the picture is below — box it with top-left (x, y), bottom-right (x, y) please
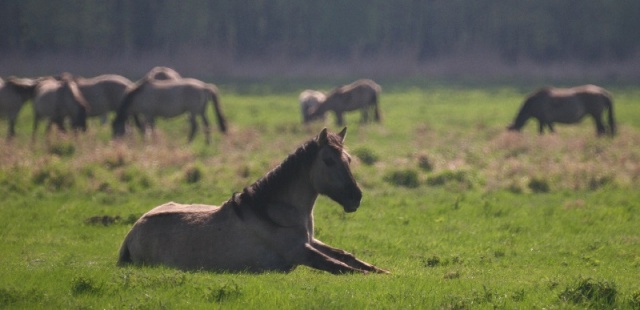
top-left (310, 128), bottom-right (362, 212)
top-left (506, 123), bottom-right (521, 131)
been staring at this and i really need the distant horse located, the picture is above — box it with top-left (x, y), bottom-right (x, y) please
top-left (112, 77), bottom-right (228, 144)
top-left (118, 128), bottom-right (388, 274)
top-left (73, 74), bottom-right (133, 123)
top-left (306, 79), bottom-right (382, 126)
top-left (0, 77), bottom-right (37, 139)
top-left (299, 89), bottom-right (326, 123)
top-left (145, 66), bottom-right (182, 81)
top-left (508, 85), bottom-right (615, 136)
top-left (32, 75), bottom-right (90, 138)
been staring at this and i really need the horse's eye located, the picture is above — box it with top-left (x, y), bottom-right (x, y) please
top-left (323, 157), bottom-right (336, 166)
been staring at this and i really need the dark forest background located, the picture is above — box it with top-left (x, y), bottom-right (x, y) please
top-left (1, 0), bottom-right (639, 81)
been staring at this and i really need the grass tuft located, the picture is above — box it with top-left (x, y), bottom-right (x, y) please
top-left (559, 277), bottom-right (617, 308)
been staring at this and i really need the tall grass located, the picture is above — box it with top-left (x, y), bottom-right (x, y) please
top-left (1, 84), bottom-right (639, 308)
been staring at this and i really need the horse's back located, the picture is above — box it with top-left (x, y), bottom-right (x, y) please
top-left (136, 79), bottom-right (209, 115)
top-left (120, 201), bottom-right (293, 272)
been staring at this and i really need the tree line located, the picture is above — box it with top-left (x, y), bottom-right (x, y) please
top-left (1, 0), bottom-right (638, 63)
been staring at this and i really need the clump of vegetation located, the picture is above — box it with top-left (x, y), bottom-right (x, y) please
top-left (384, 169), bottom-right (420, 188)
top-left (185, 165), bottom-right (203, 184)
top-left (559, 278), bottom-right (617, 308)
top-left (424, 255), bottom-right (441, 267)
top-left (353, 147), bottom-right (378, 166)
top-left (204, 282), bottom-right (242, 303)
top-left (47, 141), bottom-right (75, 157)
top-left (426, 170), bottom-right (474, 189)
top-left (71, 276), bottom-right (102, 296)
top-left (416, 153), bottom-right (434, 172)
top-left (528, 177), bottom-right (550, 193)
top-left (589, 175), bottom-right (614, 190)
top-left (118, 166), bottom-right (152, 192)
top-left (32, 161), bottom-right (75, 191)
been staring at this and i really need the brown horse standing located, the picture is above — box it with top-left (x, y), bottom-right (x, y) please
top-left (118, 128), bottom-right (388, 274)
top-left (508, 85), bottom-right (615, 136)
top-left (306, 79), bottom-right (382, 126)
top-left (32, 75), bottom-right (90, 138)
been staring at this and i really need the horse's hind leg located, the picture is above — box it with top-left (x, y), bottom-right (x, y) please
top-left (200, 113), bottom-right (211, 145)
top-left (187, 114), bottom-right (198, 143)
top-left (593, 115), bottom-right (606, 136)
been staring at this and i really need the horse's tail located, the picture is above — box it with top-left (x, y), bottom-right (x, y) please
top-left (208, 85), bottom-right (228, 133)
top-left (117, 239), bottom-right (132, 266)
top-left (372, 84), bottom-right (382, 122)
top-left (606, 95), bottom-right (616, 136)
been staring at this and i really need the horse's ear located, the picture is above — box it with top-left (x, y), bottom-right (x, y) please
top-left (317, 128), bottom-right (329, 146)
top-left (338, 127), bottom-right (347, 142)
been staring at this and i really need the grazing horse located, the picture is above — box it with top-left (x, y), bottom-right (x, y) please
top-left (508, 85), bottom-right (615, 136)
top-left (299, 89), bottom-right (326, 123)
top-left (112, 77), bottom-right (228, 144)
top-left (145, 66), bottom-right (182, 81)
top-left (0, 77), bottom-right (37, 139)
top-left (306, 79), bottom-right (382, 126)
top-left (32, 75), bottom-right (90, 138)
top-left (73, 74), bottom-right (133, 123)
top-left (118, 128), bottom-right (388, 274)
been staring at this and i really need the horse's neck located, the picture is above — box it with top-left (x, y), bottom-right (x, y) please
top-left (271, 167), bottom-right (318, 218)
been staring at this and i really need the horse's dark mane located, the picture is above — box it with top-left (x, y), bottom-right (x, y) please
top-left (225, 133), bottom-right (344, 221)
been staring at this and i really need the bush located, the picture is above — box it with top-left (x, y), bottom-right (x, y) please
top-left (528, 178), bottom-right (550, 193)
top-left (426, 170), bottom-right (474, 189)
top-left (353, 147), bottom-right (378, 166)
top-left (417, 153), bottom-right (434, 172)
top-left (384, 169), bottom-right (420, 188)
top-left (185, 166), bottom-right (203, 184)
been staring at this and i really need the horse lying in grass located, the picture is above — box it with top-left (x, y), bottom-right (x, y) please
top-left (305, 79), bottom-right (382, 126)
top-left (32, 75), bottom-right (90, 138)
top-left (508, 85), bottom-right (615, 136)
top-left (0, 77), bottom-right (37, 139)
top-left (299, 89), bottom-right (326, 123)
top-left (118, 128), bottom-right (388, 274)
top-left (112, 77), bottom-right (228, 144)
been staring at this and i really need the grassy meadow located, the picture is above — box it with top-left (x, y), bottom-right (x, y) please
top-left (1, 80), bottom-right (640, 309)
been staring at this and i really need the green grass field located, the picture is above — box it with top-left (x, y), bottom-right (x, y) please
top-left (1, 81), bottom-right (639, 309)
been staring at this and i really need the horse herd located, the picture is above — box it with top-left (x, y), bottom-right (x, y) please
top-left (1, 69), bottom-right (616, 144)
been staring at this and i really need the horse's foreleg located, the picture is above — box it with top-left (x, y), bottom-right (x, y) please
top-left (537, 121), bottom-right (545, 134)
top-left (311, 239), bottom-right (389, 274)
top-left (300, 243), bottom-right (367, 274)
top-left (8, 118), bottom-right (16, 139)
top-left (360, 109), bottom-right (369, 123)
